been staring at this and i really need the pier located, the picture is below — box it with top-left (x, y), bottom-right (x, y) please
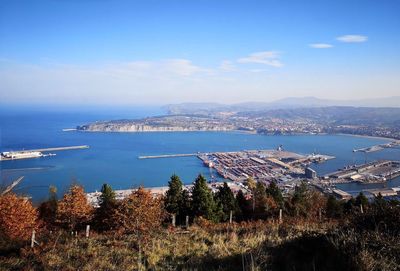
top-left (323, 160), bottom-right (400, 184)
top-left (138, 153), bottom-right (198, 159)
top-left (23, 145), bottom-right (89, 152)
top-left (353, 140), bottom-right (400, 153)
top-left (1, 177), bottom-right (24, 195)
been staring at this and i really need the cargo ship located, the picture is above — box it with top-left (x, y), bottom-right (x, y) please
top-left (0, 151), bottom-right (43, 161)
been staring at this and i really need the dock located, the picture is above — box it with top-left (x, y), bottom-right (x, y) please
top-left (138, 153), bottom-right (198, 159)
top-left (1, 177), bottom-right (24, 195)
top-left (22, 145), bottom-right (89, 152)
top-left (353, 140), bottom-right (400, 153)
top-left (324, 160), bottom-right (400, 184)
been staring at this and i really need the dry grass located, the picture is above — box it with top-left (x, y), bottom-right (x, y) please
top-left (1, 218), bottom-right (398, 271)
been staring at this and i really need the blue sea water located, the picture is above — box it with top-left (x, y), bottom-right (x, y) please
top-left (0, 106), bottom-right (399, 202)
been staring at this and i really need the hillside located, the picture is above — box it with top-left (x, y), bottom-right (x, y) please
top-left (77, 106), bottom-right (400, 139)
top-left (1, 177), bottom-right (400, 270)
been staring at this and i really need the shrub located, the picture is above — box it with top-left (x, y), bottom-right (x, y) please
top-left (115, 187), bottom-right (165, 240)
top-left (0, 193), bottom-right (37, 241)
top-left (56, 184), bottom-right (93, 231)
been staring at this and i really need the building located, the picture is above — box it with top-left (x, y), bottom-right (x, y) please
top-left (332, 189), bottom-right (352, 200)
top-left (305, 167), bottom-right (317, 179)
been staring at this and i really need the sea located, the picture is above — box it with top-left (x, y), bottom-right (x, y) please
top-left (1, 105), bottom-right (399, 203)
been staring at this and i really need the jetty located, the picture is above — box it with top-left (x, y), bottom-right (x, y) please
top-left (323, 160), bottom-right (400, 184)
top-left (138, 153), bottom-right (198, 159)
top-left (353, 140), bottom-right (400, 153)
top-left (1, 176), bottom-right (24, 195)
top-left (21, 145), bottom-right (89, 152)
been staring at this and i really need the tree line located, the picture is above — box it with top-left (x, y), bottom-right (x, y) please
top-left (1, 174), bottom-right (399, 244)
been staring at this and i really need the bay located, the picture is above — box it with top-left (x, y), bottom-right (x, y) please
top-left (1, 106), bottom-right (399, 202)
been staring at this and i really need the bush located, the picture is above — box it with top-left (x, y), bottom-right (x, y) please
top-left (56, 185), bottom-right (93, 231)
top-left (0, 193), bottom-right (37, 241)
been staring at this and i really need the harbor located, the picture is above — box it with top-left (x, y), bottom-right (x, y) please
top-left (323, 160), bottom-right (400, 184)
top-left (197, 149), bottom-right (334, 182)
top-left (136, 147), bottom-right (400, 201)
top-left (0, 145), bottom-right (89, 161)
top-left (138, 148), bottom-right (335, 184)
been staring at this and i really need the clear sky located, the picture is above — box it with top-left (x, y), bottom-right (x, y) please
top-left (1, 0), bottom-right (399, 105)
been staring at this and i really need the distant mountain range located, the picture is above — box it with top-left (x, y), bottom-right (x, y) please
top-left (165, 96), bottom-right (400, 115)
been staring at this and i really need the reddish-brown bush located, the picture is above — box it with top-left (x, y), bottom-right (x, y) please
top-left (0, 193), bottom-right (37, 240)
top-left (115, 187), bottom-right (165, 239)
top-left (56, 185), bottom-right (93, 230)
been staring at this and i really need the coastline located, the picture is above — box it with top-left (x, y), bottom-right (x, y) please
top-left (76, 128), bottom-right (398, 141)
top-left (334, 133), bottom-right (397, 141)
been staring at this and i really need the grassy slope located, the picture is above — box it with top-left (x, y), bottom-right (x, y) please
top-left (2, 218), bottom-right (398, 271)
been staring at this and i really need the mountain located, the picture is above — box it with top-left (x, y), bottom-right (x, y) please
top-left (165, 96), bottom-right (400, 115)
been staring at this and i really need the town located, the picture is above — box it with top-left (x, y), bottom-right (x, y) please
top-left (77, 106), bottom-right (400, 140)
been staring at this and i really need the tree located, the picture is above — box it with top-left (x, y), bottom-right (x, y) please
top-left (373, 193), bottom-right (387, 211)
top-left (266, 181), bottom-right (284, 208)
top-left (56, 184), bottom-right (93, 231)
top-left (326, 195), bottom-right (343, 218)
top-left (253, 182), bottom-right (277, 219)
top-left (246, 177), bottom-right (257, 212)
top-left (306, 191), bottom-right (327, 219)
top-left (344, 197), bottom-right (356, 214)
top-left (191, 174), bottom-right (218, 222)
top-left (115, 187), bottom-right (165, 239)
top-left (236, 190), bottom-right (249, 220)
top-left (355, 192), bottom-right (369, 209)
top-left (254, 182), bottom-right (267, 211)
top-left (0, 193), bottom-right (37, 241)
top-left (164, 174), bottom-right (183, 216)
top-left (93, 183), bottom-right (119, 231)
top-left (179, 189), bottom-right (192, 222)
top-left (215, 182), bottom-right (238, 221)
top-left (38, 185), bottom-right (58, 229)
top-left (290, 181), bottom-right (308, 216)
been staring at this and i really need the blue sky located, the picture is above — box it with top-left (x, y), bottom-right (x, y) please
top-left (1, 0), bottom-right (399, 104)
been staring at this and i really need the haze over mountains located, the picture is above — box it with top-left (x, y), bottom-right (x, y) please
top-left (165, 96), bottom-right (400, 115)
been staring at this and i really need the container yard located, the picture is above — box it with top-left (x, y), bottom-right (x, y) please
top-left (198, 149), bottom-right (334, 183)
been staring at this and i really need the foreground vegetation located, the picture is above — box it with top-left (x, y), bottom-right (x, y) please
top-left (1, 174), bottom-right (400, 270)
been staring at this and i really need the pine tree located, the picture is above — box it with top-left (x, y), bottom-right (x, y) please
top-left (254, 182), bottom-right (267, 211)
top-left (191, 174), bottom-right (218, 222)
top-left (179, 189), bottom-right (192, 223)
top-left (291, 181), bottom-right (308, 216)
top-left (253, 182), bottom-right (276, 218)
top-left (355, 192), bottom-right (369, 209)
top-left (344, 197), bottom-right (356, 214)
top-left (266, 181), bottom-right (284, 208)
top-left (94, 183), bottom-right (118, 231)
top-left (215, 182), bottom-right (238, 221)
top-left (373, 193), bottom-right (387, 210)
top-left (326, 195), bottom-right (343, 218)
top-left (236, 190), bottom-right (249, 220)
top-left (38, 185), bottom-right (58, 229)
top-left (246, 177), bottom-right (257, 212)
top-left (165, 174), bottom-right (183, 216)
